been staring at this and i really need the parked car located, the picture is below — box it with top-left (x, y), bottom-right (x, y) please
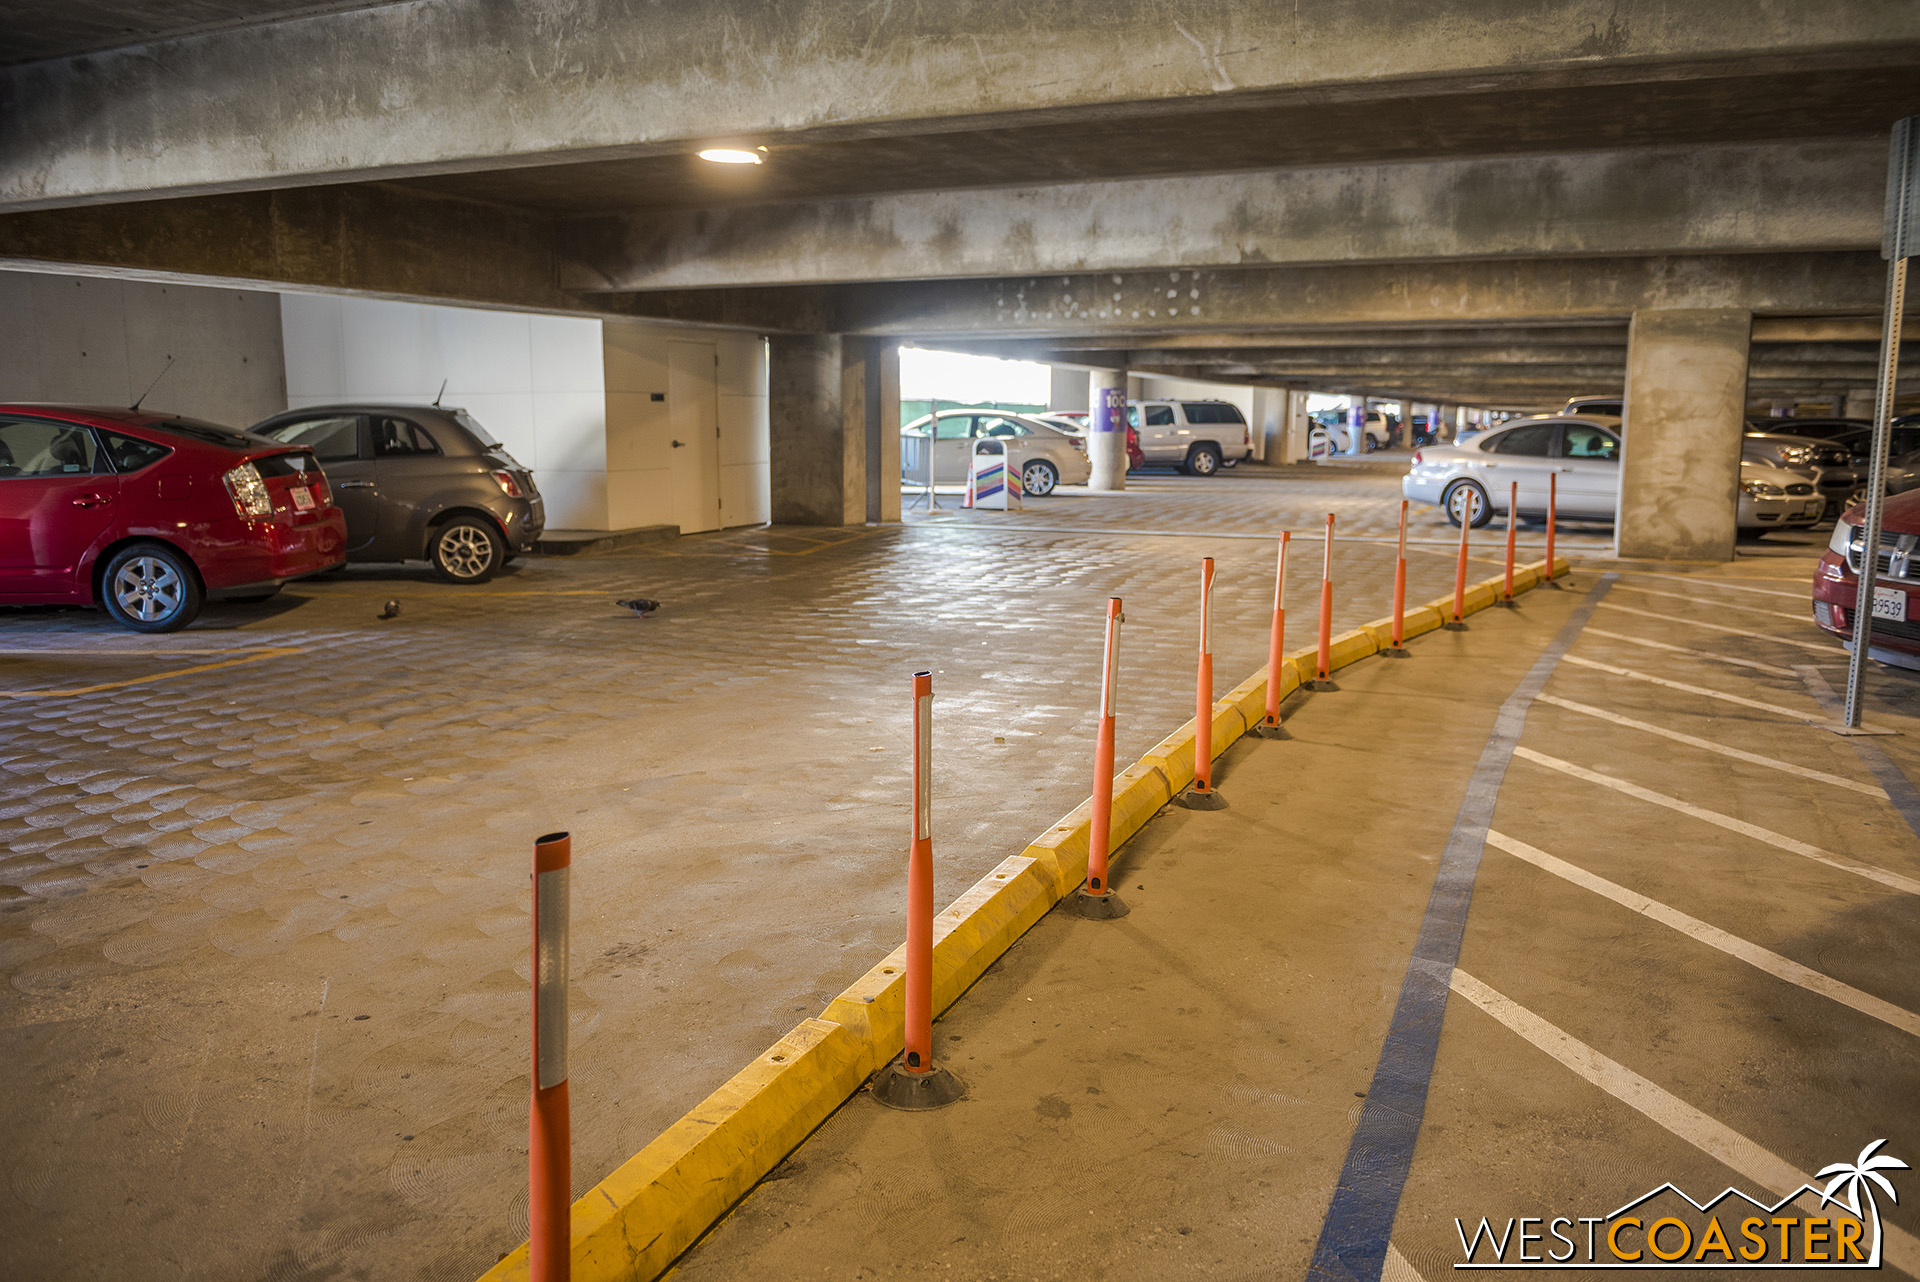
top-left (1032, 413), bottom-right (1087, 437)
top-left (1743, 416), bottom-right (1866, 443)
top-left (1403, 415), bottom-right (1621, 526)
top-left (1560, 395), bottom-right (1623, 418)
top-left (1741, 430), bottom-right (1862, 517)
top-left (1126, 423), bottom-right (1145, 471)
top-left (899, 409), bottom-right (1090, 496)
top-left (1126, 400), bottom-right (1255, 473)
top-left (1812, 489), bottom-right (1920, 670)
top-left (1309, 408), bottom-right (1392, 454)
top-left (1736, 461), bottom-right (1824, 532)
top-left (0, 405), bottom-right (346, 632)
top-left (249, 404), bottom-right (542, 583)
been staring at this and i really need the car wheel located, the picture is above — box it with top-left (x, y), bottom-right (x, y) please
top-left (1365, 436), bottom-right (1381, 452)
top-left (429, 516), bottom-right (505, 583)
top-left (1022, 459), bottom-right (1059, 497)
top-left (100, 543), bottom-right (203, 633)
top-left (1443, 480), bottom-right (1494, 528)
top-left (1184, 444), bottom-right (1222, 476)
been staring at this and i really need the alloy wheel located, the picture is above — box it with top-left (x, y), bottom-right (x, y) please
top-left (436, 524), bottom-right (496, 579)
top-left (111, 556), bottom-right (186, 624)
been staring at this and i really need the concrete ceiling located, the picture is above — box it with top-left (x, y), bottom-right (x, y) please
top-left (389, 66), bottom-right (1920, 217)
top-left (0, 0), bottom-right (406, 66)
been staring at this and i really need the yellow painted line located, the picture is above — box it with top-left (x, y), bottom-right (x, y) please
top-left (1580, 626), bottom-right (1798, 676)
top-left (1534, 694), bottom-right (1882, 795)
top-left (1560, 654), bottom-right (1823, 720)
top-left (0, 647), bottom-right (304, 698)
top-left (1511, 746), bottom-right (1920, 896)
top-left (1613, 580), bottom-right (1813, 622)
top-left (1486, 830), bottom-right (1918, 1034)
top-left (1594, 601), bottom-right (1837, 653)
top-left (1448, 969), bottom-right (1918, 1277)
top-left (1625, 571), bottom-right (1811, 600)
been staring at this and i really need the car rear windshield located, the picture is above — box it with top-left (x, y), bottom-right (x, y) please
top-left (142, 416), bottom-right (262, 447)
top-left (1181, 403), bottom-right (1246, 425)
top-left (452, 409), bottom-right (503, 448)
top-left (253, 451), bottom-right (323, 479)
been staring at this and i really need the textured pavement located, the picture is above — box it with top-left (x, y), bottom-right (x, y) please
top-left (0, 465), bottom-right (1773, 1280)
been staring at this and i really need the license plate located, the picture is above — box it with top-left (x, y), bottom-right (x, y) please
top-left (289, 486), bottom-right (314, 511)
top-left (1873, 586), bottom-right (1907, 622)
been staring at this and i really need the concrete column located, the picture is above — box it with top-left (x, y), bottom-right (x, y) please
top-left (1345, 397), bottom-right (1366, 455)
top-left (846, 337), bottom-right (901, 524)
top-left (1088, 369), bottom-right (1128, 491)
top-left (770, 333), bottom-right (864, 526)
top-left (1616, 308), bottom-right (1752, 561)
top-left (1249, 387), bottom-right (1283, 462)
top-left (1049, 366), bottom-right (1090, 414)
top-left (1844, 389), bottom-right (1876, 418)
top-left (1281, 389), bottom-right (1310, 462)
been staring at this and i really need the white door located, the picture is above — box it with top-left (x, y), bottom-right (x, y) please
top-left (1555, 421), bottom-right (1621, 517)
top-left (668, 342), bottom-right (721, 534)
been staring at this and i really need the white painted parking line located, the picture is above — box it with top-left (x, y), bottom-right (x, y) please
top-left (1581, 627), bottom-right (1798, 676)
top-left (1626, 571), bottom-right (1810, 601)
top-left (1615, 581), bottom-right (1814, 622)
top-left (1511, 746), bottom-right (1920, 896)
top-left (1595, 601), bottom-right (1838, 653)
top-left (1559, 654), bottom-right (1824, 720)
top-left (1533, 694), bottom-right (1884, 795)
top-left (1485, 830), bottom-right (1920, 1036)
top-left (1447, 969), bottom-right (1920, 1278)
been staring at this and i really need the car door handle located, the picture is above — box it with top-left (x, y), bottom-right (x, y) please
top-left (336, 480), bottom-right (375, 489)
top-left (671, 439), bottom-right (686, 448)
top-left (70, 493), bottom-right (113, 508)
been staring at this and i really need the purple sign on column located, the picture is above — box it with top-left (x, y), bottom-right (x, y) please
top-left (1094, 386), bottom-right (1126, 433)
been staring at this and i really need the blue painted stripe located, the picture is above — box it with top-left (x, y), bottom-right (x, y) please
top-left (1305, 573), bottom-right (1616, 1282)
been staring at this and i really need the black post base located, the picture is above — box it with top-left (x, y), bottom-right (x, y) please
top-left (1442, 620), bottom-right (1470, 631)
top-left (1068, 887), bottom-right (1131, 920)
top-left (1380, 647), bottom-right (1412, 658)
top-left (1304, 678), bottom-right (1340, 691)
top-left (1248, 720), bottom-right (1293, 739)
top-left (1494, 597), bottom-right (1519, 609)
top-left (870, 1057), bottom-right (967, 1110)
top-left (1175, 786), bottom-right (1228, 810)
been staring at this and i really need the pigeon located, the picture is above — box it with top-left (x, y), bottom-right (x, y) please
top-left (378, 599), bottom-right (401, 620)
top-left (616, 598), bottom-right (661, 617)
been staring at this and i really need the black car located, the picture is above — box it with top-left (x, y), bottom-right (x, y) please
top-left (249, 404), bottom-right (543, 583)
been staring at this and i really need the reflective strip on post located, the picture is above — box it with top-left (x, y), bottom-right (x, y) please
top-left (1102, 599), bottom-right (1122, 718)
top-left (1199, 558), bottom-right (1215, 656)
top-left (913, 672), bottom-right (933, 843)
top-left (535, 864), bottom-right (570, 1090)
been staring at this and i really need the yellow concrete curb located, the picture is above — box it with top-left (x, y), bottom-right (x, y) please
top-left (477, 554), bottom-right (1571, 1282)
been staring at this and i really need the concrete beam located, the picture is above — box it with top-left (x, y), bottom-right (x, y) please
top-left (7, 2), bottom-right (1915, 209)
top-left (0, 186), bottom-right (572, 313)
top-left (564, 142), bottom-right (1880, 290)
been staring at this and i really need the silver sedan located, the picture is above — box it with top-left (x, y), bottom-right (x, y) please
top-left (900, 409), bottom-right (1091, 496)
top-left (1402, 415), bottom-right (1620, 526)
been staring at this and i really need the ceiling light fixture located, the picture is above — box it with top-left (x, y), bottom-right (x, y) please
top-left (698, 148), bottom-right (763, 165)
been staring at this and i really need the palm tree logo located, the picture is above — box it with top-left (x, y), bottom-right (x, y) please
top-left (1817, 1139), bottom-right (1910, 1267)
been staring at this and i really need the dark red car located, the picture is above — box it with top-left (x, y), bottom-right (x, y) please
top-left (0, 406), bottom-right (347, 632)
top-left (1812, 489), bottom-right (1920, 670)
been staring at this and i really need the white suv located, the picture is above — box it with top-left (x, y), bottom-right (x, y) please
top-left (1125, 400), bottom-right (1254, 475)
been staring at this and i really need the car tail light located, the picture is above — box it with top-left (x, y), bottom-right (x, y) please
top-left (492, 470), bottom-right (523, 498)
top-left (222, 462), bottom-right (273, 517)
top-left (1413, 450), bottom-right (1423, 465)
top-left (310, 473), bottom-right (331, 505)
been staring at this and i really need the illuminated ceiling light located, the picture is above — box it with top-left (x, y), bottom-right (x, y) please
top-left (698, 148), bottom-right (763, 165)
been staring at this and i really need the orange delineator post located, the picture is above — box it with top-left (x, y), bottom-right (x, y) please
top-left (1385, 501), bottom-right (1410, 656)
top-left (1449, 489), bottom-right (1475, 627)
top-left (1087, 598), bottom-right (1122, 894)
top-left (530, 831), bottom-right (572, 1282)
top-left (904, 671), bottom-right (934, 1073)
top-left (1502, 480), bottom-right (1518, 603)
top-left (1191, 558), bottom-right (1218, 795)
top-left (1314, 514), bottom-right (1336, 684)
top-left (1262, 533), bottom-right (1290, 725)
top-left (1545, 473), bottom-right (1558, 585)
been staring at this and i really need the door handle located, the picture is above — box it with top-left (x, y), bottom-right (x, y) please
top-left (336, 480), bottom-right (375, 489)
top-left (671, 439), bottom-right (686, 449)
top-left (70, 493), bottom-right (112, 508)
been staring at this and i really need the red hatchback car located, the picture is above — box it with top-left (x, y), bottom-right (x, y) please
top-left (1812, 488), bottom-right (1920, 670)
top-left (0, 406), bottom-right (347, 632)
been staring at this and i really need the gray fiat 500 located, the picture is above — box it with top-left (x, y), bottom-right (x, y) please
top-left (249, 404), bottom-right (542, 583)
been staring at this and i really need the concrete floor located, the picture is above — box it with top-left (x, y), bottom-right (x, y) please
top-left (0, 466), bottom-right (1890, 1281)
top-left (670, 547), bottom-right (1920, 1280)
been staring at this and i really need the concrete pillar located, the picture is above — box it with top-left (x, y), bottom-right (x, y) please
top-left (1049, 366), bottom-right (1090, 414)
top-left (1345, 397), bottom-right (1366, 455)
top-left (1844, 389), bottom-right (1876, 418)
top-left (1616, 308), bottom-right (1752, 562)
top-left (846, 337), bottom-right (901, 524)
top-left (1088, 369), bottom-right (1128, 491)
top-left (1282, 390), bottom-right (1311, 462)
top-left (1249, 387), bottom-right (1283, 462)
top-left (770, 333), bottom-right (864, 526)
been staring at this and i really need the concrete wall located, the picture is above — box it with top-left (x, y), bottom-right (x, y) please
top-left (0, 268), bottom-right (285, 427)
top-left (282, 294), bottom-right (769, 533)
